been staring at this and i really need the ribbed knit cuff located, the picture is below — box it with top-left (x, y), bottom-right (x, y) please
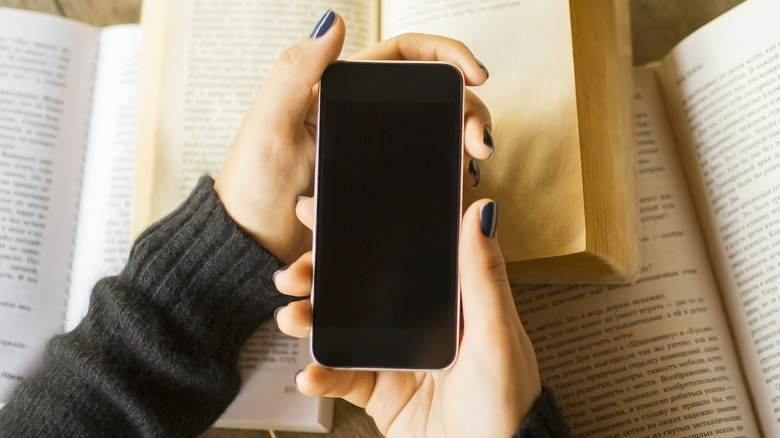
top-left (119, 176), bottom-right (290, 361)
top-left (513, 387), bottom-right (572, 437)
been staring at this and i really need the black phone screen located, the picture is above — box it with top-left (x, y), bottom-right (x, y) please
top-left (312, 62), bottom-right (463, 369)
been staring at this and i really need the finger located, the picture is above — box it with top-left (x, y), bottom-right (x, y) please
top-left (464, 90), bottom-right (494, 160)
top-left (276, 299), bottom-right (312, 338)
top-left (214, 11), bottom-right (344, 263)
top-left (458, 200), bottom-right (518, 335)
top-left (464, 158), bottom-right (480, 190)
top-left (273, 251), bottom-right (313, 297)
top-left (249, 11), bottom-right (346, 134)
top-left (458, 199), bottom-right (542, 421)
top-left (295, 196), bottom-right (315, 230)
top-left (348, 33), bottom-right (488, 86)
top-left (295, 363), bottom-right (376, 408)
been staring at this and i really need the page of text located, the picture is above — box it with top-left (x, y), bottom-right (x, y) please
top-left (65, 25), bottom-right (141, 330)
top-left (0, 9), bottom-right (99, 403)
top-left (653, 0), bottom-right (780, 434)
top-left (214, 321), bottom-right (332, 432)
top-left (512, 68), bottom-right (759, 437)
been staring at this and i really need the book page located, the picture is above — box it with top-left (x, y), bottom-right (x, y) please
top-left (65, 25), bottom-right (141, 331)
top-left (0, 9), bottom-right (99, 403)
top-left (214, 321), bottom-right (333, 433)
top-left (652, 0), bottom-right (780, 434)
top-left (133, 1), bottom-right (379, 430)
top-left (511, 68), bottom-right (759, 437)
top-left (380, 0), bottom-right (585, 262)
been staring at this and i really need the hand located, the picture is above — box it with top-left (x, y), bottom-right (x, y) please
top-left (275, 199), bottom-right (542, 437)
top-left (214, 11), bottom-right (493, 264)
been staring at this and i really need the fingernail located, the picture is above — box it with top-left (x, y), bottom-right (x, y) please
top-left (274, 307), bottom-right (282, 321)
top-left (483, 125), bottom-right (495, 158)
top-left (294, 369), bottom-right (304, 384)
top-left (272, 266), bottom-right (288, 285)
top-left (480, 201), bottom-right (498, 238)
top-left (475, 58), bottom-right (489, 79)
top-left (468, 159), bottom-right (480, 188)
top-left (310, 9), bottom-right (336, 39)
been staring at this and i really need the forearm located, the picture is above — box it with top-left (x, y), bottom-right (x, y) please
top-left (0, 177), bottom-right (291, 438)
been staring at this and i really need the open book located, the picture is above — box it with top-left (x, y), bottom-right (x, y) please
top-left (0, 8), bottom-right (140, 407)
top-left (513, 0), bottom-right (780, 435)
top-left (133, 0), bottom-right (638, 285)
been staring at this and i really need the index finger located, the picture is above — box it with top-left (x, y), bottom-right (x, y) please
top-left (348, 33), bottom-right (489, 86)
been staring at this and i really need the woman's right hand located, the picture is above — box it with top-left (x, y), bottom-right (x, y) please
top-left (275, 197), bottom-right (542, 438)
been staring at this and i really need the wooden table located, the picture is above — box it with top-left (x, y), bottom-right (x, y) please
top-left (0, 0), bottom-right (746, 437)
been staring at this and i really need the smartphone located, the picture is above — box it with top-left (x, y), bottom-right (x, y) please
top-left (311, 61), bottom-right (464, 370)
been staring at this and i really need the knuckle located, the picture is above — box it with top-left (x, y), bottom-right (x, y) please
top-left (275, 42), bottom-right (317, 91)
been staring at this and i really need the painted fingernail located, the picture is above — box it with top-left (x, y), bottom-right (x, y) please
top-left (475, 58), bottom-right (489, 79)
top-left (480, 201), bottom-right (498, 238)
top-left (469, 159), bottom-right (480, 188)
top-left (310, 9), bottom-right (336, 39)
top-left (483, 125), bottom-right (495, 158)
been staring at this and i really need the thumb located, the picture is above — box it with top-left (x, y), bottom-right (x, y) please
top-left (251, 10), bottom-right (345, 131)
top-left (459, 200), bottom-right (516, 333)
top-left (456, 200), bottom-right (543, 438)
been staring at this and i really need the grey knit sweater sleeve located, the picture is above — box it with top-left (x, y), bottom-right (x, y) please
top-left (0, 177), bottom-right (570, 437)
top-left (0, 177), bottom-right (291, 437)
top-left (514, 387), bottom-right (572, 437)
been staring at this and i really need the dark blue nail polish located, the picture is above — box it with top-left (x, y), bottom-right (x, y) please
top-left (483, 125), bottom-right (495, 158)
top-left (310, 9), bottom-right (336, 39)
top-left (475, 58), bottom-right (489, 79)
top-left (480, 201), bottom-right (498, 238)
top-left (469, 159), bottom-right (480, 188)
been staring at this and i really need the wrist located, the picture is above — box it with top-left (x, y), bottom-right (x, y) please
top-left (122, 176), bottom-right (291, 356)
top-left (213, 177), bottom-right (310, 263)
